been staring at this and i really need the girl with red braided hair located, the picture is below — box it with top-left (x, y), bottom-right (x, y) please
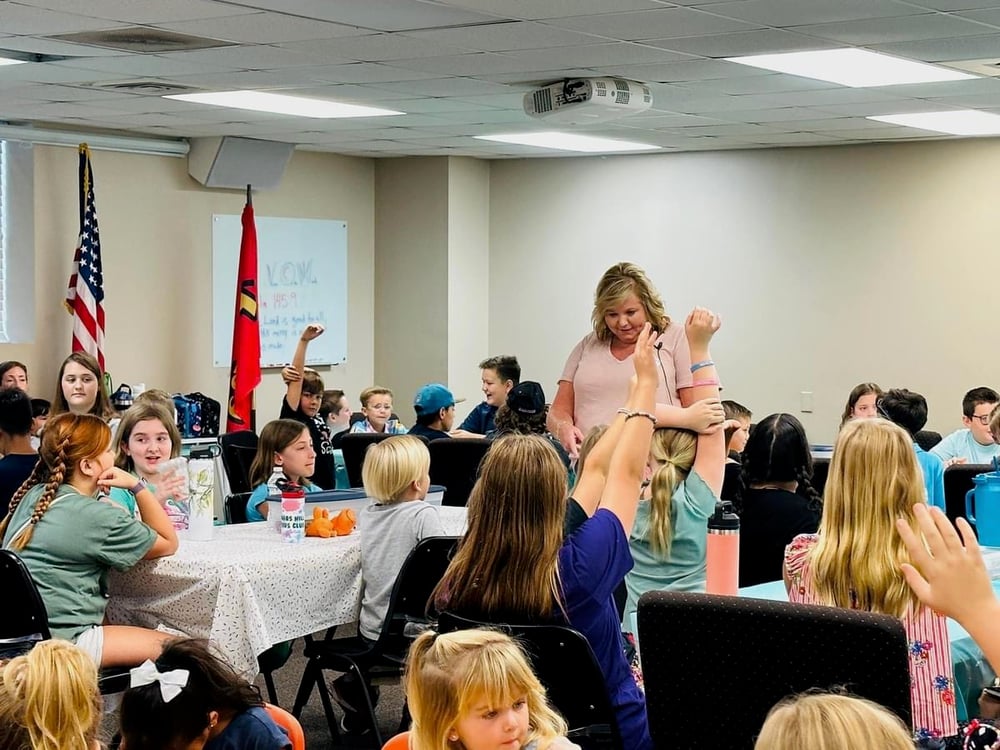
top-left (0, 413), bottom-right (178, 667)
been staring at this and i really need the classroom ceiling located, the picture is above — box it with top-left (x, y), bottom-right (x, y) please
top-left (5, 0), bottom-right (1000, 157)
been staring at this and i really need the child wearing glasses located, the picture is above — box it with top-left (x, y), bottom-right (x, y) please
top-left (930, 386), bottom-right (1000, 466)
top-left (877, 389), bottom-right (945, 512)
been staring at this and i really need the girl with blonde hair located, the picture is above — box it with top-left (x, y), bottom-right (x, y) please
top-left (405, 628), bottom-right (578, 750)
top-left (755, 692), bottom-right (914, 750)
top-left (0, 640), bottom-right (103, 750)
top-left (783, 417), bottom-right (958, 740)
top-left (0, 413), bottom-right (178, 666)
top-left (623, 312), bottom-right (728, 622)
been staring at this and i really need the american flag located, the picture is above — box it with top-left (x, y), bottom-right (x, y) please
top-left (64, 144), bottom-right (105, 370)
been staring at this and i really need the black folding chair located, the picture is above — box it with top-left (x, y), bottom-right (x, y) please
top-left (224, 491), bottom-right (251, 525)
top-left (0, 549), bottom-right (131, 693)
top-left (637, 591), bottom-right (911, 749)
top-left (428, 437), bottom-right (492, 507)
top-left (811, 456), bottom-right (830, 498)
top-left (915, 430), bottom-right (943, 451)
top-left (219, 430), bottom-right (258, 494)
top-left (339, 432), bottom-right (394, 488)
top-left (292, 536), bottom-right (459, 746)
top-left (945, 463), bottom-right (994, 527)
top-left (437, 611), bottom-right (621, 749)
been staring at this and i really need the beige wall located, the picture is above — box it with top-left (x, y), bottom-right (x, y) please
top-left (488, 139), bottom-right (1000, 443)
top-left (11, 145), bottom-right (375, 426)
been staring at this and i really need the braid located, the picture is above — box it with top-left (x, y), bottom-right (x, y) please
top-left (795, 465), bottom-right (823, 513)
top-left (0, 458), bottom-right (46, 540)
top-left (9, 436), bottom-right (69, 551)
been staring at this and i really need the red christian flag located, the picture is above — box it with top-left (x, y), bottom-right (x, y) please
top-left (225, 199), bottom-right (261, 432)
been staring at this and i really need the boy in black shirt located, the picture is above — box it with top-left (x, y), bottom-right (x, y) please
top-left (279, 324), bottom-right (335, 488)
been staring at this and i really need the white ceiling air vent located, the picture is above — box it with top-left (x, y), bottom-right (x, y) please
top-left (941, 58), bottom-right (1000, 77)
top-left (82, 80), bottom-right (202, 96)
top-left (45, 27), bottom-right (235, 53)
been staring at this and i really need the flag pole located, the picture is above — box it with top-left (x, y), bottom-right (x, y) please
top-left (246, 183), bottom-right (252, 207)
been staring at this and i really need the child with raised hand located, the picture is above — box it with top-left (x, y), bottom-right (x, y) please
top-left (755, 692), bottom-right (915, 750)
top-left (0, 640), bottom-right (102, 750)
top-left (120, 638), bottom-right (291, 750)
top-left (784, 417), bottom-right (958, 741)
top-left (334, 435), bottom-right (445, 729)
top-left (351, 386), bottom-right (408, 435)
top-left (280, 323), bottom-right (336, 489)
top-left (109, 402), bottom-right (188, 520)
top-left (0, 413), bottom-right (178, 667)
top-left (245, 418), bottom-right (319, 522)
top-left (405, 628), bottom-right (580, 750)
top-left (624, 308), bottom-right (729, 620)
top-left (433, 321), bottom-right (662, 750)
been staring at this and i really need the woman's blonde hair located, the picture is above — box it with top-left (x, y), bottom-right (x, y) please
top-left (809, 418), bottom-right (925, 617)
top-left (432, 434), bottom-right (567, 619)
top-left (642, 427), bottom-right (697, 556)
top-left (362, 435), bottom-right (430, 503)
top-left (0, 413), bottom-right (110, 550)
top-left (115, 402), bottom-right (181, 472)
top-left (248, 419), bottom-right (313, 488)
top-left (0, 640), bottom-right (101, 750)
top-left (406, 629), bottom-right (567, 750)
top-left (591, 262), bottom-right (669, 343)
top-left (755, 692), bottom-right (913, 750)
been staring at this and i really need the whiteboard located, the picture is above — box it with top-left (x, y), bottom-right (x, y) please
top-left (212, 215), bottom-right (347, 368)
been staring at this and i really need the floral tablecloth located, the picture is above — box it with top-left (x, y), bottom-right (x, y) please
top-left (107, 506), bottom-right (467, 677)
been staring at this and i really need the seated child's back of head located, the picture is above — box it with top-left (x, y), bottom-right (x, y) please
top-left (0, 387), bottom-right (34, 437)
top-left (362, 435), bottom-right (430, 502)
top-left (878, 388), bottom-right (927, 437)
top-left (755, 692), bottom-right (913, 750)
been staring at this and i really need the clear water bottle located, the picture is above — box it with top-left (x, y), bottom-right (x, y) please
top-left (266, 465), bottom-right (284, 499)
top-left (706, 500), bottom-right (740, 596)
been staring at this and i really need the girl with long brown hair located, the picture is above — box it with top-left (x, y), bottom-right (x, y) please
top-left (0, 413), bottom-right (178, 666)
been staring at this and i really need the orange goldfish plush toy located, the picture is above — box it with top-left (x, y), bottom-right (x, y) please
top-left (305, 507), bottom-right (357, 538)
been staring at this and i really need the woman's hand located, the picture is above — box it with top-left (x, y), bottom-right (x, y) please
top-left (97, 467), bottom-right (145, 493)
top-left (685, 307), bottom-right (721, 349)
top-left (683, 398), bottom-right (725, 434)
top-left (897, 504), bottom-right (995, 622)
top-left (300, 323), bottom-right (324, 341)
top-left (556, 422), bottom-right (585, 458)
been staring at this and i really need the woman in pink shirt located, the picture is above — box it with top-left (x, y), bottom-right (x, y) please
top-left (547, 262), bottom-right (724, 458)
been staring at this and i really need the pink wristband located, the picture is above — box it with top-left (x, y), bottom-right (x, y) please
top-left (692, 378), bottom-right (720, 387)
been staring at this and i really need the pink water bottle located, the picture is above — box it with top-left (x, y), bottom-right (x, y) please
top-left (706, 500), bottom-right (740, 596)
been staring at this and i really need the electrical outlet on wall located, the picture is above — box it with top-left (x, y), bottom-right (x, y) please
top-left (800, 391), bottom-right (814, 413)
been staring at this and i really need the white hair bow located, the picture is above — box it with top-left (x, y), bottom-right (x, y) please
top-left (129, 660), bottom-right (190, 703)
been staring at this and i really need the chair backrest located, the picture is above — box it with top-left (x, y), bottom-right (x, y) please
top-left (810, 456), bottom-right (830, 498)
top-left (637, 591), bottom-right (911, 749)
top-left (264, 703), bottom-right (305, 750)
top-left (219, 430), bottom-right (259, 494)
top-left (340, 432), bottom-right (395, 488)
top-left (382, 732), bottom-right (410, 750)
top-left (427, 438), bottom-right (492, 507)
top-left (915, 430), bottom-right (943, 451)
top-left (437, 611), bottom-right (622, 748)
top-left (944, 463), bottom-right (994, 525)
top-left (225, 492), bottom-right (251, 524)
top-left (0, 549), bottom-right (51, 657)
top-left (376, 536), bottom-right (459, 654)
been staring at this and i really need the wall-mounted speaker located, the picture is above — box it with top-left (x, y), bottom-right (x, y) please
top-left (187, 136), bottom-right (294, 190)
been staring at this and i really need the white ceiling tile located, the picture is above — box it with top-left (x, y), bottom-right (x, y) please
top-left (12, 0), bottom-right (260, 23)
top-left (387, 52), bottom-right (552, 76)
top-left (0, 3), bottom-right (129, 34)
top-left (49, 54), bottom-right (241, 77)
top-left (281, 33), bottom-right (466, 61)
top-left (872, 33), bottom-right (1000, 61)
top-left (155, 44), bottom-right (324, 68)
top-left (712, 106), bottom-right (851, 121)
top-left (0, 61), bottom-right (126, 83)
top-left (954, 9), bottom-right (1000, 26)
top-left (812, 99), bottom-right (960, 116)
top-left (741, 131), bottom-right (841, 143)
top-left (163, 68), bottom-right (353, 89)
top-left (0, 34), bottom-right (124, 56)
top-left (813, 127), bottom-right (941, 139)
top-left (618, 112), bottom-right (722, 126)
top-left (369, 77), bottom-right (515, 96)
top-left (364, 96), bottom-right (498, 112)
top-left (159, 13), bottom-right (366, 45)
top-left (792, 13), bottom-right (997, 45)
top-left (924, 89), bottom-right (1000, 106)
top-left (695, 0), bottom-right (925, 26)
top-left (646, 28), bottom-right (840, 57)
top-left (404, 21), bottom-right (607, 50)
top-left (218, 0), bottom-right (502, 31)
top-left (430, 1), bottom-right (664, 21)
top-left (301, 62), bottom-right (444, 83)
top-left (431, 108), bottom-right (534, 123)
top-left (476, 68), bottom-right (609, 84)
top-left (750, 87), bottom-right (911, 107)
top-left (290, 83), bottom-right (421, 100)
top-left (765, 116), bottom-right (893, 130)
top-left (498, 42), bottom-right (692, 69)
top-left (544, 8), bottom-right (759, 41)
top-left (601, 59), bottom-right (763, 81)
top-left (691, 72), bottom-right (841, 94)
top-left (903, 0), bottom-right (1000, 10)
top-left (865, 76), bottom-right (1000, 97)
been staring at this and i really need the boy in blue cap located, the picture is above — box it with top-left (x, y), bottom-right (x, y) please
top-left (409, 384), bottom-right (465, 442)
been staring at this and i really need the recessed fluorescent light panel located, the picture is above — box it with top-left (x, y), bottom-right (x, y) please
top-left (726, 48), bottom-right (974, 87)
top-left (868, 110), bottom-right (1000, 135)
top-left (164, 90), bottom-right (403, 118)
top-left (475, 132), bottom-right (660, 153)
top-left (0, 56), bottom-right (27, 66)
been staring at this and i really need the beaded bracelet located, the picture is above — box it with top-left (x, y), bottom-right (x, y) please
top-left (617, 408), bottom-right (657, 424)
top-left (690, 360), bottom-right (715, 373)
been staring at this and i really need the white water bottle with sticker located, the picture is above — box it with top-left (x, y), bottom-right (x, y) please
top-left (267, 465), bottom-right (284, 499)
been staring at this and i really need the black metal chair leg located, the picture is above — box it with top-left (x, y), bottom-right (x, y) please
top-left (291, 661), bottom-right (317, 718)
top-left (262, 670), bottom-right (279, 706)
top-left (314, 665), bottom-right (343, 744)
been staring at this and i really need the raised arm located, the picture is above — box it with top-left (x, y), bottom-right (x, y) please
top-left (548, 381), bottom-right (584, 458)
top-left (684, 308), bottom-right (726, 496)
top-left (284, 324), bottom-right (324, 411)
top-left (598, 323), bottom-right (658, 534)
top-left (572, 411), bottom-right (628, 517)
top-left (898, 505), bottom-right (1000, 673)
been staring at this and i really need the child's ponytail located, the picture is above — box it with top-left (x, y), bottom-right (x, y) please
top-left (7, 435), bottom-right (69, 551)
top-left (645, 428), bottom-right (697, 556)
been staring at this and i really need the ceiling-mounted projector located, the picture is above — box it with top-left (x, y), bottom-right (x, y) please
top-left (523, 78), bottom-right (652, 125)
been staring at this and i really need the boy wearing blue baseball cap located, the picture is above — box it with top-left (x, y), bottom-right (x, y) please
top-left (409, 384), bottom-right (465, 441)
